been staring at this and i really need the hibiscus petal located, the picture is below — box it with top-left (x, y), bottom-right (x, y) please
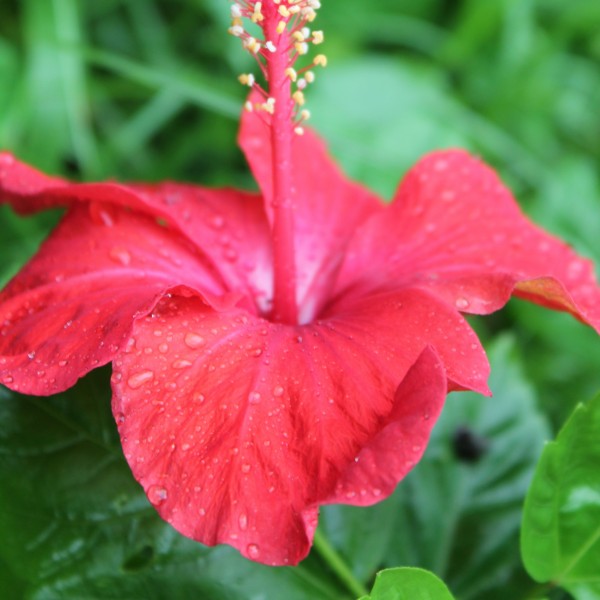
top-left (337, 150), bottom-right (600, 332)
top-left (238, 100), bottom-right (383, 322)
top-left (0, 154), bottom-right (273, 310)
top-left (0, 204), bottom-right (227, 395)
top-left (324, 346), bottom-right (446, 506)
top-left (111, 291), bottom-right (450, 566)
top-left (322, 286), bottom-right (490, 395)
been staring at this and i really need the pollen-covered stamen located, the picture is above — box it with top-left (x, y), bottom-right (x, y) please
top-left (228, 0), bottom-right (326, 126)
top-left (229, 0), bottom-right (326, 324)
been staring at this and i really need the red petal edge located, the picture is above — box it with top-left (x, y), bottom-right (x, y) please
top-left (336, 150), bottom-right (600, 333)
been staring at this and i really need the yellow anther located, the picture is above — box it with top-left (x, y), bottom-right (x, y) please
top-left (276, 20), bottom-right (286, 34)
top-left (294, 126), bottom-right (305, 136)
top-left (244, 37), bottom-right (262, 54)
top-left (238, 73), bottom-right (255, 87)
top-left (312, 31), bottom-right (324, 44)
top-left (273, 0), bottom-right (281, 3)
top-left (308, 0), bottom-right (321, 8)
top-left (302, 8), bottom-right (317, 21)
top-left (289, 5), bottom-right (301, 14)
top-left (295, 41), bottom-right (309, 55)
top-left (278, 5), bottom-right (290, 17)
top-left (262, 97), bottom-right (276, 114)
top-left (297, 77), bottom-right (307, 90)
top-left (314, 54), bottom-right (327, 67)
top-left (292, 31), bottom-right (305, 42)
top-left (228, 25), bottom-right (244, 37)
top-left (285, 67), bottom-right (298, 82)
top-left (305, 71), bottom-right (315, 83)
top-left (231, 4), bottom-right (242, 18)
top-left (232, 17), bottom-right (243, 27)
top-left (251, 2), bottom-right (264, 23)
top-left (300, 109), bottom-right (311, 121)
top-left (292, 90), bottom-right (305, 106)
top-left (265, 40), bottom-right (277, 53)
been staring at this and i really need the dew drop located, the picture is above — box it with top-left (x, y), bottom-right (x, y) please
top-left (273, 386), bottom-right (284, 397)
top-left (247, 544), bottom-right (260, 559)
top-left (172, 359), bottom-right (193, 369)
top-left (3, 375), bottom-right (14, 384)
top-left (184, 332), bottom-right (206, 349)
top-left (455, 297), bottom-right (470, 310)
top-left (158, 343), bottom-right (169, 353)
top-left (109, 247), bottom-right (132, 266)
top-left (223, 247), bottom-right (238, 262)
top-left (238, 513), bottom-right (248, 531)
top-left (210, 215), bottom-right (225, 229)
top-left (147, 485), bottom-right (168, 505)
top-left (199, 508), bottom-right (206, 516)
top-left (248, 391), bottom-right (261, 405)
top-left (127, 370), bottom-right (154, 389)
top-left (373, 488), bottom-right (382, 497)
top-left (27, 351), bottom-right (35, 360)
top-left (241, 463), bottom-right (251, 473)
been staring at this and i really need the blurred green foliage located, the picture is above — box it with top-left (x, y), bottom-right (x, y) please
top-left (0, 1), bottom-right (599, 598)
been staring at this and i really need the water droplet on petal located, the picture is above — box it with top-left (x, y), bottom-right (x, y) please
top-left (109, 247), bottom-right (132, 266)
top-left (248, 392), bottom-right (261, 405)
top-left (239, 513), bottom-right (248, 530)
top-left (127, 370), bottom-right (154, 389)
top-left (184, 332), bottom-right (206, 349)
top-left (158, 343), bottom-right (169, 353)
top-left (455, 297), bottom-right (470, 310)
top-left (241, 463), bottom-right (251, 473)
top-left (247, 544), bottom-right (260, 559)
top-left (210, 215), bottom-right (225, 229)
top-left (172, 359), bottom-right (193, 369)
top-left (148, 485), bottom-right (168, 505)
top-left (273, 386), bottom-right (284, 397)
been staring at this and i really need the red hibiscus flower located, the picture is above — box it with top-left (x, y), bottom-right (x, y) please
top-left (1, 0), bottom-right (600, 567)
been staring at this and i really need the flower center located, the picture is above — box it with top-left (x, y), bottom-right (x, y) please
top-left (229, 0), bottom-right (327, 324)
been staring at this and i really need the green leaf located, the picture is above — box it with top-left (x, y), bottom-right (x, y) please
top-left (321, 334), bottom-right (550, 598)
top-left (0, 369), bottom-right (344, 599)
top-left (521, 393), bottom-right (600, 599)
top-left (361, 568), bottom-right (455, 600)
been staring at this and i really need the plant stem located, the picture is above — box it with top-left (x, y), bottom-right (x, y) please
top-left (313, 528), bottom-right (369, 599)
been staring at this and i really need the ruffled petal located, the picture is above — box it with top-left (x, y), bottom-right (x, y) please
top-left (0, 154), bottom-right (273, 309)
top-left (0, 203), bottom-right (228, 395)
top-left (239, 101), bottom-right (383, 322)
top-left (324, 346), bottom-right (446, 506)
top-left (111, 290), bottom-right (450, 566)
top-left (336, 150), bottom-right (600, 332)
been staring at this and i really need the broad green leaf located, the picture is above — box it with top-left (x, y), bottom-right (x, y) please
top-left (360, 568), bottom-right (455, 600)
top-left (321, 335), bottom-right (549, 598)
top-left (0, 370), bottom-right (344, 599)
top-left (521, 393), bottom-right (600, 599)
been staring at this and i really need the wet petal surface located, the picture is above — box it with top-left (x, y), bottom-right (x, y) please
top-left (112, 292), bottom-right (448, 565)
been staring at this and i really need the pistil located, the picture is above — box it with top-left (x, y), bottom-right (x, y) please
top-left (228, 0), bottom-right (326, 324)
